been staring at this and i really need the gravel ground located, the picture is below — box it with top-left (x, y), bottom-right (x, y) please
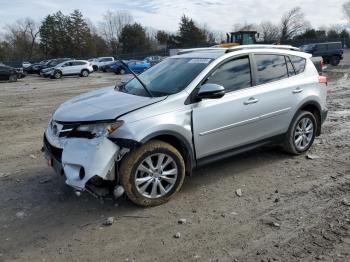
top-left (0, 51), bottom-right (349, 262)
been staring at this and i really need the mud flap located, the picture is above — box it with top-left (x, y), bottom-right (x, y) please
top-left (62, 138), bottom-right (120, 191)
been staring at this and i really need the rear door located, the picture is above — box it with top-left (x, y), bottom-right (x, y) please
top-left (251, 53), bottom-right (298, 137)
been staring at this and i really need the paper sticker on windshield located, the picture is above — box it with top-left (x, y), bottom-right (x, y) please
top-left (188, 59), bottom-right (211, 64)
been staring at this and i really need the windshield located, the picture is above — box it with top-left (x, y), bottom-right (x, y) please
top-left (119, 57), bottom-right (212, 97)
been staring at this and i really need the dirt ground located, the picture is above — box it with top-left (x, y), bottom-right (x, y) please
top-left (0, 52), bottom-right (349, 262)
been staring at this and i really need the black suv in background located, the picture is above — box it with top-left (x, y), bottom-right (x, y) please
top-left (0, 65), bottom-right (17, 82)
top-left (300, 42), bottom-right (344, 66)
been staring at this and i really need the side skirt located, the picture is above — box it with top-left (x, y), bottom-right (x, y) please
top-left (196, 134), bottom-right (285, 168)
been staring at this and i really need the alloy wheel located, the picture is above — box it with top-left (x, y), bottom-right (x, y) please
top-left (134, 153), bottom-right (178, 199)
top-left (294, 117), bottom-right (314, 151)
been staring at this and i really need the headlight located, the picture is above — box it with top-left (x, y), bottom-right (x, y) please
top-left (76, 121), bottom-right (124, 137)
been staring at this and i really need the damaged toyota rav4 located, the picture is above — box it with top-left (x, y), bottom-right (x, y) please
top-left (43, 45), bottom-right (328, 207)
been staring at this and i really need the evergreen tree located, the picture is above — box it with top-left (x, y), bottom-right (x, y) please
top-left (119, 23), bottom-right (151, 54)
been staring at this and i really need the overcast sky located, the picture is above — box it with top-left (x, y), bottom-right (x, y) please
top-left (0, 0), bottom-right (348, 33)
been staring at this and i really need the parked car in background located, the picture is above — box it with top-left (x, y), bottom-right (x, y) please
top-left (300, 42), bottom-right (343, 66)
top-left (22, 62), bottom-right (31, 69)
top-left (91, 57), bottom-right (115, 71)
top-left (144, 56), bottom-right (163, 66)
top-left (127, 60), bottom-right (151, 74)
top-left (39, 58), bottom-right (72, 74)
top-left (46, 60), bottom-right (93, 79)
top-left (109, 60), bottom-right (129, 74)
top-left (100, 61), bottom-right (118, 72)
top-left (0, 65), bottom-right (17, 82)
top-left (15, 68), bottom-right (27, 79)
top-left (25, 60), bottom-right (47, 74)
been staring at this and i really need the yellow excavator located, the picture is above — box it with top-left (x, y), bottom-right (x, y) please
top-left (216, 30), bottom-right (258, 48)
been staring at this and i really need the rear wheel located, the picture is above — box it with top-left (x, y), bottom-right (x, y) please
top-left (81, 69), bottom-right (89, 77)
top-left (283, 111), bottom-right (317, 155)
top-left (120, 140), bottom-right (186, 207)
top-left (120, 69), bottom-right (126, 75)
top-left (330, 55), bottom-right (340, 66)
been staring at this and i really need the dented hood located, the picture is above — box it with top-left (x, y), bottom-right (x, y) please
top-left (53, 86), bottom-right (165, 122)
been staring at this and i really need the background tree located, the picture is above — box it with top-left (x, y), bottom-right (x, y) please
top-left (119, 23), bottom-right (151, 54)
top-left (156, 30), bottom-right (170, 45)
top-left (99, 11), bottom-right (133, 55)
top-left (177, 15), bottom-right (207, 47)
top-left (343, 1), bottom-right (350, 24)
top-left (67, 10), bottom-right (91, 57)
top-left (280, 7), bottom-right (309, 42)
top-left (259, 21), bottom-right (280, 42)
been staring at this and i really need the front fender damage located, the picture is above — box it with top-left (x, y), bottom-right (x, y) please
top-left (62, 138), bottom-right (120, 191)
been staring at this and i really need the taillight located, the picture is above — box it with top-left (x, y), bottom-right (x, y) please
top-left (320, 58), bottom-right (325, 69)
top-left (319, 76), bottom-right (328, 85)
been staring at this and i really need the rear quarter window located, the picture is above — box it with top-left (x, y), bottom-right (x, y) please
top-left (289, 55), bottom-right (306, 74)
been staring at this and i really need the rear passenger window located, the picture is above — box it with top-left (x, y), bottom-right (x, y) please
top-left (289, 55), bottom-right (306, 74)
top-left (73, 61), bottom-right (86, 66)
top-left (286, 56), bottom-right (296, 76)
top-left (206, 56), bottom-right (252, 92)
top-left (255, 54), bottom-right (288, 85)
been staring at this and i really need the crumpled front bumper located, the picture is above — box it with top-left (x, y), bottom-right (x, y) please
top-left (43, 134), bottom-right (120, 191)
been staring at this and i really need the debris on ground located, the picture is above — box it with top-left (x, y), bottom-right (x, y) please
top-left (178, 218), bottom-right (187, 224)
top-left (102, 217), bottom-right (115, 226)
top-left (29, 154), bottom-right (37, 159)
top-left (174, 232), bottom-right (181, 239)
top-left (342, 198), bottom-right (350, 207)
top-left (15, 211), bottom-right (26, 219)
top-left (39, 177), bottom-right (52, 184)
top-left (306, 154), bottom-right (320, 160)
top-left (236, 189), bottom-right (243, 197)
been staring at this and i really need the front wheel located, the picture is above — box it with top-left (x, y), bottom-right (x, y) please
top-left (120, 140), bottom-right (185, 207)
top-left (8, 74), bottom-right (17, 82)
top-left (283, 111), bottom-right (317, 155)
top-left (53, 71), bottom-right (62, 79)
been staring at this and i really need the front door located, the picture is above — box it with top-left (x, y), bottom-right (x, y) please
top-left (192, 55), bottom-right (262, 159)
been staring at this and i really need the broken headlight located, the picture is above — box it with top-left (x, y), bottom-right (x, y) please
top-left (76, 121), bottom-right (124, 138)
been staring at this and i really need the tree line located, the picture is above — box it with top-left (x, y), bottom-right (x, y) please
top-left (0, 2), bottom-right (349, 62)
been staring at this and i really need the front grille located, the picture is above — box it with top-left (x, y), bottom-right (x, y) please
top-left (44, 135), bottom-right (63, 162)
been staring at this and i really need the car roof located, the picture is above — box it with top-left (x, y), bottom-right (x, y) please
top-left (173, 49), bottom-right (227, 59)
top-left (173, 46), bottom-right (311, 60)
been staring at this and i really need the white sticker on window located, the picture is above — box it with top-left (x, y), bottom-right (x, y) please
top-left (188, 59), bottom-right (211, 64)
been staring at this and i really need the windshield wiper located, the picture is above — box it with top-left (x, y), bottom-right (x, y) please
top-left (118, 60), bottom-right (153, 98)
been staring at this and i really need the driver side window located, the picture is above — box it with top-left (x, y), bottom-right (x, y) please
top-left (206, 56), bottom-right (252, 93)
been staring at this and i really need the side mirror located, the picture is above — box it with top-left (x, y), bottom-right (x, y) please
top-left (197, 83), bottom-right (225, 100)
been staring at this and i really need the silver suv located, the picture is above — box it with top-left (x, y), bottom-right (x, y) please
top-left (43, 45), bottom-right (328, 206)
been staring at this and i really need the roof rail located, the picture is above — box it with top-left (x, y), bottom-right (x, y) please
top-left (177, 47), bottom-right (226, 55)
top-left (226, 44), bottom-right (300, 53)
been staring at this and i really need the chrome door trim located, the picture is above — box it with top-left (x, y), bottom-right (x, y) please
top-left (199, 107), bottom-right (291, 137)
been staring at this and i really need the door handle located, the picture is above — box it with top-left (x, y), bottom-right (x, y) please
top-left (244, 97), bottom-right (259, 105)
top-left (292, 88), bottom-right (303, 94)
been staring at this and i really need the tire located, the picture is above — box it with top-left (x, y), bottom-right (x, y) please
top-left (81, 69), bottom-right (89, 77)
top-left (283, 111), bottom-right (317, 155)
top-left (93, 65), bottom-right (98, 71)
top-left (330, 56), bottom-right (340, 66)
top-left (54, 71), bottom-right (62, 79)
top-left (120, 140), bottom-right (186, 207)
top-left (120, 69), bottom-right (126, 75)
top-left (8, 74), bottom-right (17, 82)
